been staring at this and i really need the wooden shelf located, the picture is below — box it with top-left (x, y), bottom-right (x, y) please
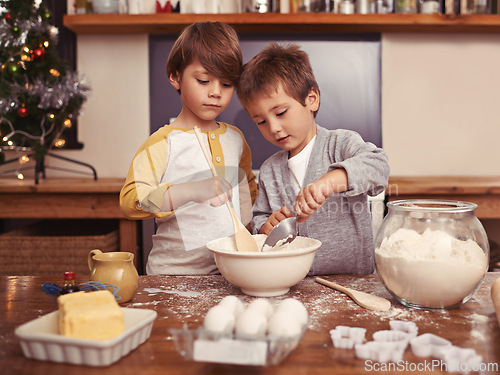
top-left (63, 13), bottom-right (500, 34)
top-left (386, 176), bottom-right (500, 219)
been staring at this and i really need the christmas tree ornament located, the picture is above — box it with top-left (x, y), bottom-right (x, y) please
top-left (19, 155), bottom-right (30, 164)
top-left (32, 46), bottom-right (45, 61)
top-left (20, 46), bottom-right (33, 62)
top-left (5, 12), bottom-right (11, 24)
top-left (6, 61), bottom-right (20, 78)
top-left (17, 105), bottom-right (29, 118)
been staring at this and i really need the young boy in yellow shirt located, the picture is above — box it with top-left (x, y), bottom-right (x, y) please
top-left (120, 22), bottom-right (257, 275)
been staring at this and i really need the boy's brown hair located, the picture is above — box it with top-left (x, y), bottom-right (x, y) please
top-left (166, 22), bottom-right (243, 87)
top-left (237, 43), bottom-right (320, 117)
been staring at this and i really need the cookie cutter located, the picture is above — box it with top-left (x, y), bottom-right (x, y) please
top-left (409, 333), bottom-right (452, 358)
top-left (329, 326), bottom-right (366, 349)
top-left (372, 329), bottom-right (410, 351)
top-left (389, 320), bottom-right (418, 339)
top-left (354, 341), bottom-right (405, 363)
top-left (442, 346), bottom-right (483, 375)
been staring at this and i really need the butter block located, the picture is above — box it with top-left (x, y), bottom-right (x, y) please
top-left (58, 290), bottom-right (124, 340)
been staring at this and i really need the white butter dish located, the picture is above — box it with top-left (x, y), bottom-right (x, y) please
top-left (15, 308), bottom-right (156, 366)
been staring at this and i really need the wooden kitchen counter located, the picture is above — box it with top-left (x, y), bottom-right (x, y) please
top-left (0, 177), bottom-right (139, 267)
top-left (387, 176), bottom-right (500, 219)
top-left (2, 274), bottom-right (499, 375)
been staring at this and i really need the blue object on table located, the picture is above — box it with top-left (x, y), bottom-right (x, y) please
top-left (42, 281), bottom-right (120, 301)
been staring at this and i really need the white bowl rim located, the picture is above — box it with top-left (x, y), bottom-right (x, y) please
top-left (206, 235), bottom-right (322, 258)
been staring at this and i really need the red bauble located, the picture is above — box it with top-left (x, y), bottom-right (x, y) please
top-left (18, 106), bottom-right (29, 118)
top-left (33, 47), bottom-right (46, 61)
top-left (5, 13), bottom-right (11, 24)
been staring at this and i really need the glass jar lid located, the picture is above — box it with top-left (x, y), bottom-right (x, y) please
top-left (387, 199), bottom-right (478, 213)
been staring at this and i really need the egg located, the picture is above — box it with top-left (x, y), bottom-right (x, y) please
top-left (276, 298), bottom-right (308, 326)
top-left (246, 298), bottom-right (274, 319)
top-left (203, 305), bottom-right (235, 334)
top-left (235, 309), bottom-right (267, 338)
top-left (218, 295), bottom-right (245, 317)
top-left (267, 310), bottom-right (303, 338)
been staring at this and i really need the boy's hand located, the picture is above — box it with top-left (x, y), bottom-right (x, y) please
top-left (259, 206), bottom-right (293, 235)
top-left (194, 176), bottom-right (233, 207)
top-left (294, 169), bottom-right (348, 223)
top-left (163, 177), bottom-right (233, 212)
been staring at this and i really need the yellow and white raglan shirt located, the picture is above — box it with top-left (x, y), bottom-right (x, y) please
top-left (120, 122), bottom-right (257, 275)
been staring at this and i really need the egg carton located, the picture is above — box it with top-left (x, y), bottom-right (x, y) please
top-left (170, 325), bottom-right (306, 366)
top-left (171, 296), bottom-right (308, 366)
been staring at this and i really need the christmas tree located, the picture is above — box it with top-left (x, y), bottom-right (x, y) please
top-left (0, 0), bottom-right (90, 180)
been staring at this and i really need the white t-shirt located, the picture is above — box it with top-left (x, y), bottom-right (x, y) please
top-left (287, 135), bottom-right (317, 195)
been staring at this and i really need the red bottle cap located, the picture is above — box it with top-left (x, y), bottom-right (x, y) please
top-left (64, 271), bottom-right (76, 280)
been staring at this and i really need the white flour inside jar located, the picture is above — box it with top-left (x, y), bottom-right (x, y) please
top-left (375, 228), bottom-right (488, 308)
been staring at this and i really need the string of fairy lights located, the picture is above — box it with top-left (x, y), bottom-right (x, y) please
top-left (0, 0), bottom-right (90, 179)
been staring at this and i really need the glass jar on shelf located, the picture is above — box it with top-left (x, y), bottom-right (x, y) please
top-left (419, 0), bottom-right (441, 13)
top-left (396, 0), bottom-right (417, 12)
top-left (295, 0), bottom-right (333, 12)
top-left (339, 0), bottom-right (355, 13)
top-left (470, 0), bottom-right (490, 14)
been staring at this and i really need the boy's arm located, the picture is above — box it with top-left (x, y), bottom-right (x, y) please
top-left (294, 168), bottom-right (348, 222)
top-left (327, 130), bottom-right (390, 197)
top-left (162, 177), bottom-right (233, 212)
top-left (120, 140), bottom-right (170, 220)
top-left (294, 130), bottom-right (390, 222)
top-left (250, 174), bottom-right (273, 234)
top-left (120, 132), bottom-right (234, 219)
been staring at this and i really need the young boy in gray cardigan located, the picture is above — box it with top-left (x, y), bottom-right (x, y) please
top-left (237, 43), bottom-right (390, 275)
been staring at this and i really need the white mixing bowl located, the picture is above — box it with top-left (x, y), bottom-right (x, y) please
top-left (207, 235), bottom-right (321, 297)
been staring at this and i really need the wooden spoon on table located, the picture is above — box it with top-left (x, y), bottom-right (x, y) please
top-left (193, 126), bottom-right (259, 252)
top-left (316, 277), bottom-right (391, 311)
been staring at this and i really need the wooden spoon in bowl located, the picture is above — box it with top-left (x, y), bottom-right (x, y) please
top-left (193, 126), bottom-right (259, 252)
top-left (316, 277), bottom-right (391, 311)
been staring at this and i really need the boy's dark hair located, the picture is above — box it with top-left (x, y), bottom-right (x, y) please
top-left (237, 43), bottom-right (320, 117)
top-left (166, 22), bottom-right (242, 87)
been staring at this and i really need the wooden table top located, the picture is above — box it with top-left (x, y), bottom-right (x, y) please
top-left (2, 274), bottom-right (500, 375)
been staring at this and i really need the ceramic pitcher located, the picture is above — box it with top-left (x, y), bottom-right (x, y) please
top-left (88, 249), bottom-right (139, 303)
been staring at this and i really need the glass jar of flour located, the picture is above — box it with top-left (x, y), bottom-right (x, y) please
top-left (374, 199), bottom-right (489, 310)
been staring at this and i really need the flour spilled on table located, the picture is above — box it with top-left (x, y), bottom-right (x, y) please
top-left (469, 313), bottom-right (490, 342)
top-left (128, 277), bottom-right (242, 338)
top-left (126, 276), bottom-right (465, 338)
top-left (140, 287), bottom-right (202, 298)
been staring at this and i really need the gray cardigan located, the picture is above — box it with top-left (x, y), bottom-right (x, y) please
top-left (252, 125), bottom-right (390, 275)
